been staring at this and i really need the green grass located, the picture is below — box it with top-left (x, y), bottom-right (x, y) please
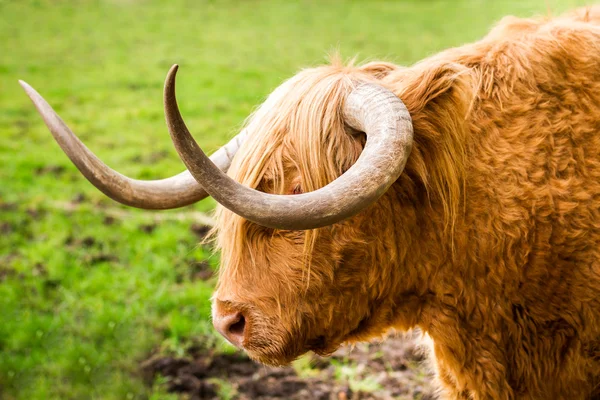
top-left (0, 0), bottom-right (592, 398)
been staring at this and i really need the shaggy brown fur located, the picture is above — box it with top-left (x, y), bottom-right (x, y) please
top-left (212, 7), bottom-right (600, 399)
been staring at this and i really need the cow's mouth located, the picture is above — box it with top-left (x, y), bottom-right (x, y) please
top-left (242, 344), bottom-right (305, 367)
top-left (237, 330), bottom-right (343, 367)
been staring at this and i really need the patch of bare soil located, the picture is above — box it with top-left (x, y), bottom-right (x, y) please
top-left (142, 333), bottom-right (436, 400)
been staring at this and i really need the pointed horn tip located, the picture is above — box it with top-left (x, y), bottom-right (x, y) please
top-left (18, 80), bottom-right (40, 101)
top-left (165, 65), bottom-right (180, 87)
top-left (18, 79), bottom-right (32, 91)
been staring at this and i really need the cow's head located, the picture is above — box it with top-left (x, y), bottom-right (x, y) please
top-left (208, 62), bottom-right (416, 365)
top-left (23, 59), bottom-right (473, 365)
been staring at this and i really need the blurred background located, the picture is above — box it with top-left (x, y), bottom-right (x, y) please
top-left (0, 0), bottom-right (591, 399)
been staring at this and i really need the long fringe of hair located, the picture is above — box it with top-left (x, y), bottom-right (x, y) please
top-left (211, 53), bottom-right (475, 271)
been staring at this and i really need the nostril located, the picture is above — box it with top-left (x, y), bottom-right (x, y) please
top-left (228, 314), bottom-right (246, 336)
top-left (213, 311), bottom-right (247, 348)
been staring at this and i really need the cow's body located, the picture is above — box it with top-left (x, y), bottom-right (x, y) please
top-left (358, 8), bottom-right (600, 399)
top-left (404, 9), bottom-right (600, 399)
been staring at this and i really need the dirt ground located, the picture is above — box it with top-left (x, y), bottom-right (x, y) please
top-left (142, 333), bottom-right (437, 400)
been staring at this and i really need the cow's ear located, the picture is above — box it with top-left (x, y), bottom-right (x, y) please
top-left (358, 61), bottom-right (398, 80)
top-left (396, 61), bottom-right (474, 117)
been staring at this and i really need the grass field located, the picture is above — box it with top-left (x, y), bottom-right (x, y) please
top-left (0, 0), bottom-right (593, 399)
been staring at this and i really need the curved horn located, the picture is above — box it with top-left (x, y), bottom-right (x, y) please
top-left (19, 79), bottom-right (246, 209)
top-left (165, 64), bottom-right (413, 230)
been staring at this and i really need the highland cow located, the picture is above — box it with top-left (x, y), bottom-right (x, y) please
top-left (20, 6), bottom-right (600, 399)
